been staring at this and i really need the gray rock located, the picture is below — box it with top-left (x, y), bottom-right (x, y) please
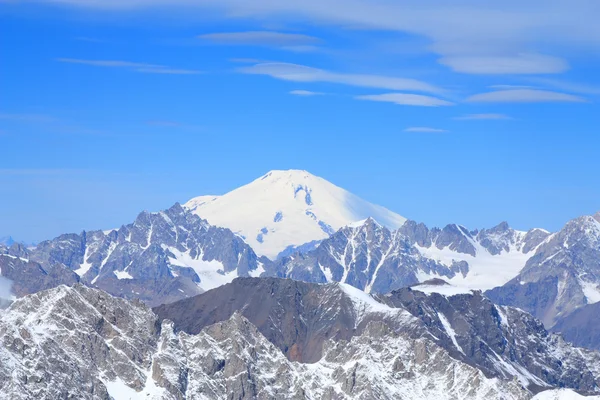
top-left (24, 203), bottom-right (268, 306)
top-left (268, 219), bottom-right (459, 294)
top-left (384, 287), bottom-right (600, 394)
top-left (0, 254), bottom-right (79, 297)
top-left (2, 280), bottom-right (600, 399)
top-left (552, 302), bottom-right (600, 351)
top-left (156, 277), bottom-right (600, 395)
top-left (487, 213), bottom-right (600, 328)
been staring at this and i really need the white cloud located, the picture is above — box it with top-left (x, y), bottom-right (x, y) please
top-left (489, 85), bottom-right (536, 90)
top-left (404, 127), bottom-right (448, 133)
top-left (526, 78), bottom-right (600, 95)
top-left (56, 58), bottom-right (201, 74)
top-left (438, 53), bottom-right (569, 75)
top-left (467, 89), bottom-right (587, 103)
top-left (198, 31), bottom-right (320, 47)
top-left (33, 1), bottom-right (600, 75)
top-left (240, 63), bottom-right (443, 94)
top-left (356, 93), bottom-right (454, 107)
top-left (289, 90), bottom-right (324, 96)
top-left (454, 113), bottom-right (512, 120)
top-left (136, 68), bottom-right (201, 75)
top-left (57, 58), bottom-right (161, 68)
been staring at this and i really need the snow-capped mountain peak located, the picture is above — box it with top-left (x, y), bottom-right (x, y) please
top-left (0, 236), bottom-right (15, 247)
top-left (184, 169), bottom-right (406, 259)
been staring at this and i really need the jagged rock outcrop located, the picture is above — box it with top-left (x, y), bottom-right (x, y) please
top-left (487, 213), bottom-right (600, 329)
top-left (384, 287), bottom-right (600, 393)
top-left (552, 302), bottom-right (600, 351)
top-left (0, 251), bottom-right (79, 297)
top-left (156, 277), bottom-right (600, 395)
top-left (154, 276), bottom-right (420, 363)
top-left (1, 280), bottom-right (599, 399)
top-left (11, 203), bottom-right (268, 306)
top-left (270, 218), bottom-right (548, 295)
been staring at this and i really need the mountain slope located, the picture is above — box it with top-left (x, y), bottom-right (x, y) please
top-left (0, 237), bottom-right (15, 247)
top-left (20, 203), bottom-right (266, 306)
top-left (0, 282), bottom-right (575, 400)
top-left (184, 170), bottom-right (407, 259)
top-left (552, 302), bottom-right (600, 351)
top-left (156, 277), bottom-right (600, 395)
top-left (268, 218), bottom-right (548, 294)
top-left (487, 212), bottom-right (600, 329)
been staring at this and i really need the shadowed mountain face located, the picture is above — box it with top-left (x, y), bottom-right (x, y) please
top-left (0, 246), bottom-right (79, 298)
top-left (2, 203), bottom-right (268, 307)
top-left (154, 277), bottom-right (420, 363)
top-left (268, 218), bottom-right (548, 295)
top-left (552, 302), bottom-right (600, 351)
top-left (1, 283), bottom-right (545, 400)
top-left (487, 213), bottom-right (600, 335)
top-left (155, 278), bottom-right (600, 395)
top-left (383, 288), bottom-right (600, 393)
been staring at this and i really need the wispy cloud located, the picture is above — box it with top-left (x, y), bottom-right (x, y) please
top-left (229, 58), bottom-right (268, 64)
top-left (526, 78), bottom-right (600, 95)
top-left (289, 90), bottom-right (324, 96)
top-left (438, 54), bottom-right (569, 75)
top-left (56, 58), bottom-right (201, 74)
top-left (198, 31), bottom-right (320, 47)
top-left (240, 63), bottom-right (443, 94)
top-left (467, 89), bottom-right (587, 103)
top-left (454, 113), bottom-right (512, 120)
top-left (489, 85), bottom-right (536, 90)
top-left (31, 1), bottom-right (600, 77)
top-left (356, 93), bottom-right (454, 107)
top-left (136, 68), bottom-right (201, 75)
top-left (404, 127), bottom-right (448, 133)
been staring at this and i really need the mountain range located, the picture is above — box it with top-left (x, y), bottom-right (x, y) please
top-left (1, 280), bottom-right (599, 399)
top-left (1, 169), bottom-right (600, 398)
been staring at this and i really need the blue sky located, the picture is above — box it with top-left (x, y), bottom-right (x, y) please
top-left (1, 0), bottom-right (599, 243)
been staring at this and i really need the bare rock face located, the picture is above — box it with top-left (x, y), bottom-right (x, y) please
top-left (271, 218), bottom-right (549, 296)
top-left (0, 252), bottom-right (79, 297)
top-left (156, 277), bottom-right (600, 396)
top-left (11, 203), bottom-right (267, 307)
top-left (269, 219), bottom-right (463, 294)
top-left (0, 284), bottom-right (160, 399)
top-left (154, 277), bottom-right (421, 363)
top-left (487, 213), bottom-right (600, 330)
top-left (552, 302), bottom-right (600, 351)
top-left (385, 287), bottom-right (600, 394)
top-left (1, 281), bottom-right (599, 399)
top-left (152, 311), bottom-right (530, 400)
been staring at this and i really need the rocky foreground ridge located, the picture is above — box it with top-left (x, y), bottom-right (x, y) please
top-left (0, 278), bottom-right (599, 399)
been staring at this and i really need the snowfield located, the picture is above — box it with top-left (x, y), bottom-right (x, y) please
top-left (184, 169), bottom-right (406, 259)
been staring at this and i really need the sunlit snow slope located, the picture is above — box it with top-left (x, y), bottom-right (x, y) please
top-left (184, 170), bottom-right (406, 259)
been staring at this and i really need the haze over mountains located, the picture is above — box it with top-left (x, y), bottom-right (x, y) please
top-left (1, 169), bottom-right (600, 399)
